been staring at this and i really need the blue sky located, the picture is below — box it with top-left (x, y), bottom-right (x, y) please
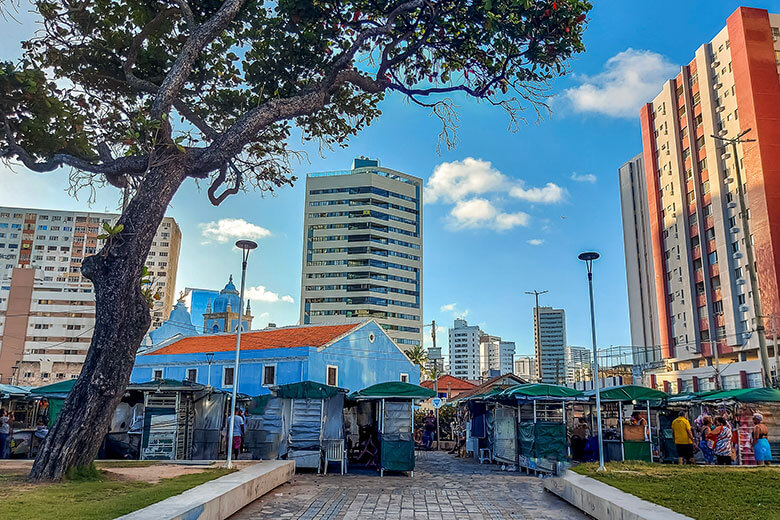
top-left (1, 1), bottom-right (776, 359)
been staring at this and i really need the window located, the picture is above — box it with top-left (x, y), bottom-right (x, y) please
top-left (262, 364), bottom-right (276, 386)
top-left (223, 366), bottom-right (235, 387)
top-left (708, 251), bottom-right (718, 264)
top-left (701, 180), bottom-right (710, 194)
top-left (153, 369), bottom-right (163, 380)
top-left (326, 365), bottom-right (338, 387)
top-left (400, 373), bottom-right (409, 383)
top-left (186, 368), bottom-right (197, 382)
top-left (687, 191), bottom-right (696, 204)
top-left (705, 228), bottom-right (716, 241)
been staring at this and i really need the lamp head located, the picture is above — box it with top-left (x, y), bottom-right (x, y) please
top-left (235, 240), bottom-right (258, 251)
top-left (206, 352), bottom-right (215, 363)
top-left (578, 252), bottom-right (600, 262)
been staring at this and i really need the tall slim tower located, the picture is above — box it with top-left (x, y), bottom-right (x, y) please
top-left (299, 158), bottom-right (423, 349)
top-left (637, 7), bottom-right (780, 392)
top-left (534, 306), bottom-right (567, 384)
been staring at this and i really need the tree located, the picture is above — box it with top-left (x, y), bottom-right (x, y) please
top-left (1, 0), bottom-right (591, 480)
top-left (405, 343), bottom-right (429, 378)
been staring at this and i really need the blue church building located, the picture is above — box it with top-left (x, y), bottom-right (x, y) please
top-left (131, 320), bottom-right (420, 395)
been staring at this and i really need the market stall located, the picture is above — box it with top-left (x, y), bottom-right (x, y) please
top-left (347, 382), bottom-right (436, 476)
top-left (496, 383), bottom-right (585, 472)
top-left (585, 385), bottom-right (667, 462)
top-left (274, 381), bottom-right (347, 472)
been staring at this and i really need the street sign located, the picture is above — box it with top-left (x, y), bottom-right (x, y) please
top-left (431, 397), bottom-right (444, 409)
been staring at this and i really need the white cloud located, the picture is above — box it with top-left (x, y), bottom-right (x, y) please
top-left (570, 172), bottom-right (597, 183)
top-left (424, 158), bottom-right (507, 203)
top-left (527, 239), bottom-right (544, 246)
top-left (440, 303), bottom-right (457, 312)
top-left (244, 285), bottom-right (294, 304)
top-left (562, 48), bottom-right (678, 118)
top-left (199, 218), bottom-right (272, 244)
top-left (448, 198), bottom-right (530, 231)
top-left (509, 183), bottom-right (566, 203)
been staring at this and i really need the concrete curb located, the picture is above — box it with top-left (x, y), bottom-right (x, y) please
top-left (544, 470), bottom-right (693, 520)
top-left (115, 460), bottom-right (295, 520)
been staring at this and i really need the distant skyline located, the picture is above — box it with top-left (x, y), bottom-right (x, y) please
top-left (2, 1), bottom-right (774, 360)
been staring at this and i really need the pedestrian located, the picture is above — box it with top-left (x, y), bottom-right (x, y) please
top-left (0, 409), bottom-right (13, 459)
top-left (671, 410), bottom-right (695, 464)
top-left (752, 413), bottom-right (772, 465)
top-left (699, 415), bottom-right (715, 464)
top-left (571, 417), bottom-right (590, 461)
top-left (423, 411), bottom-right (436, 450)
top-left (228, 409), bottom-right (245, 459)
top-left (708, 416), bottom-right (732, 465)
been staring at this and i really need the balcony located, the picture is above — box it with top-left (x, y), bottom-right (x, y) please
top-left (709, 263), bottom-right (720, 277)
top-left (697, 293), bottom-right (708, 307)
top-left (694, 269), bottom-right (705, 283)
top-left (706, 239), bottom-right (717, 253)
top-left (692, 246), bottom-right (702, 260)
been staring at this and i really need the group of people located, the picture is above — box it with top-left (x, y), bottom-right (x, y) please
top-left (672, 410), bottom-right (772, 465)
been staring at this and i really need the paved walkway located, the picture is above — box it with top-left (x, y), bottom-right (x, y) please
top-left (231, 452), bottom-right (586, 520)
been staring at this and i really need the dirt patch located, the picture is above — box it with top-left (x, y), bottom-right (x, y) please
top-left (102, 464), bottom-right (217, 483)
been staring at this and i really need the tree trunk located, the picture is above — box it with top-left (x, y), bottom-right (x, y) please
top-left (28, 156), bottom-right (188, 481)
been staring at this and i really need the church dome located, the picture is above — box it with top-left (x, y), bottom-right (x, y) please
top-left (212, 275), bottom-right (241, 313)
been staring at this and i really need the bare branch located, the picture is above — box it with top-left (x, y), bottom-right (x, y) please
top-left (151, 0), bottom-right (247, 119)
top-left (207, 163), bottom-right (240, 205)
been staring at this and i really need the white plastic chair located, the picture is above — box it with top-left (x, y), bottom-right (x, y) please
top-left (323, 439), bottom-right (346, 475)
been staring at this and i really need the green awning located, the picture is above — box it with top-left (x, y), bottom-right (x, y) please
top-left (0, 384), bottom-right (30, 397)
top-left (699, 387), bottom-right (780, 403)
top-left (459, 386), bottom-right (507, 402)
top-left (585, 385), bottom-right (668, 402)
top-left (29, 379), bottom-right (78, 397)
top-left (273, 381), bottom-right (347, 399)
top-left (349, 381), bottom-right (436, 400)
top-left (246, 394), bottom-right (271, 415)
top-left (501, 383), bottom-right (585, 400)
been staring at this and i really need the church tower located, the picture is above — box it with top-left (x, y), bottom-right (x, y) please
top-left (202, 275), bottom-right (253, 333)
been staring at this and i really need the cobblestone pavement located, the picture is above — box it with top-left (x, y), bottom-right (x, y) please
top-left (231, 452), bottom-right (586, 520)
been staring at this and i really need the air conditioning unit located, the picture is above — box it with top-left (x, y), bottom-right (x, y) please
top-left (730, 226), bottom-right (740, 234)
top-left (739, 304), bottom-right (750, 312)
top-left (717, 106), bottom-right (726, 112)
top-left (736, 278), bottom-right (746, 285)
top-left (713, 60), bottom-right (721, 67)
top-left (724, 177), bottom-right (735, 184)
top-left (719, 129), bottom-right (728, 136)
top-left (715, 83), bottom-right (723, 89)
top-left (727, 201), bottom-right (737, 209)
top-left (722, 152), bottom-right (731, 159)
top-left (733, 251), bottom-right (743, 259)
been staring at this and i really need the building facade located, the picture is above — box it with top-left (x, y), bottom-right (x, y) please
top-left (0, 207), bottom-right (181, 385)
top-left (637, 7), bottom-right (780, 392)
top-left (619, 154), bottom-right (662, 351)
top-left (534, 306), bottom-right (567, 384)
top-left (299, 158), bottom-right (423, 350)
top-left (497, 340), bottom-right (516, 375)
top-left (448, 318), bottom-right (482, 381)
top-left (565, 345), bottom-right (593, 384)
top-left (132, 320), bottom-right (419, 395)
top-left (513, 355), bottom-right (536, 382)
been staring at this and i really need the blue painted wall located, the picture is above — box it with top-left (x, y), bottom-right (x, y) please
top-left (131, 322), bottom-right (420, 396)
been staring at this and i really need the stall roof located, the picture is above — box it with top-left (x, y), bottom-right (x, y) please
top-left (349, 381), bottom-right (436, 400)
top-left (0, 384), bottom-right (30, 397)
top-left (500, 383), bottom-right (585, 400)
top-left (698, 387), bottom-right (780, 403)
top-left (585, 385), bottom-right (668, 402)
top-left (29, 379), bottom-right (78, 397)
top-left (273, 381), bottom-right (347, 399)
top-left (126, 378), bottom-right (209, 392)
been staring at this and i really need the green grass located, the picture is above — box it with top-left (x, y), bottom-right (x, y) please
top-left (573, 462), bottom-right (780, 520)
top-left (0, 468), bottom-right (235, 520)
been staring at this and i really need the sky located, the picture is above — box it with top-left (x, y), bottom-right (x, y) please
top-left (2, 1), bottom-right (777, 360)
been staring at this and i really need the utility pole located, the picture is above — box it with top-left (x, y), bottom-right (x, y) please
top-left (773, 318), bottom-right (779, 388)
top-left (526, 290), bottom-right (548, 382)
top-left (712, 128), bottom-right (772, 387)
top-left (711, 340), bottom-right (721, 390)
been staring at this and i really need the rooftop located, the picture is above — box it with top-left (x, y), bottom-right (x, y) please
top-left (420, 375), bottom-right (477, 391)
top-left (142, 323), bottom-right (362, 356)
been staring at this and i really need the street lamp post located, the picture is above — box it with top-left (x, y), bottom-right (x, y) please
top-left (226, 239), bottom-right (257, 469)
top-left (579, 251), bottom-right (605, 471)
top-left (712, 128), bottom-right (772, 387)
top-left (205, 352), bottom-right (215, 387)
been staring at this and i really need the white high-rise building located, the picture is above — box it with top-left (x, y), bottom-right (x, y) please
top-left (514, 355), bottom-right (536, 382)
top-left (534, 306), bottom-right (567, 384)
top-left (566, 345), bottom-right (592, 383)
top-left (448, 318), bottom-right (482, 380)
top-left (497, 340), bottom-right (516, 375)
top-left (299, 158), bottom-right (423, 349)
top-left (0, 207), bottom-right (181, 385)
top-left (619, 154), bottom-right (662, 352)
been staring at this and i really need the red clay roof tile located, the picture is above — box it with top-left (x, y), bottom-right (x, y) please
top-left (420, 375), bottom-right (477, 390)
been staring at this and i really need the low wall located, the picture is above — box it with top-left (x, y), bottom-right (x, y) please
top-left (544, 470), bottom-right (693, 520)
top-left (116, 460), bottom-right (295, 520)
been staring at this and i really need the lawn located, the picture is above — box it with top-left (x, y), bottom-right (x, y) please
top-left (0, 466), bottom-right (235, 520)
top-left (573, 462), bottom-right (780, 520)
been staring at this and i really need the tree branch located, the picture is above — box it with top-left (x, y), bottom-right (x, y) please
top-left (150, 0), bottom-right (247, 119)
top-left (207, 162), bottom-right (241, 205)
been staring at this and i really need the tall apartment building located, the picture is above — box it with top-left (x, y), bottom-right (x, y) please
top-left (534, 306), bottom-right (567, 384)
top-left (637, 7), bottom-right (780, 392)
top-left (619, 154), bottom-right (662, 351)
top-left (299, 158), bottom-right (423, 349)
top-left (497, 340), bottom-right (516, 375)
top-left (0, 207), bottom-right (181, 385)
top-left (448, 318), bottom-right (483, 381)
top-left (514, 355), bottom-right (536, 382)
top-left (565, 345), bottom-right (592, 384)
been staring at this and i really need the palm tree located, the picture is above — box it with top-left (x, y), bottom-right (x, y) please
top-left (405, 344), bottom-right (429, 380)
